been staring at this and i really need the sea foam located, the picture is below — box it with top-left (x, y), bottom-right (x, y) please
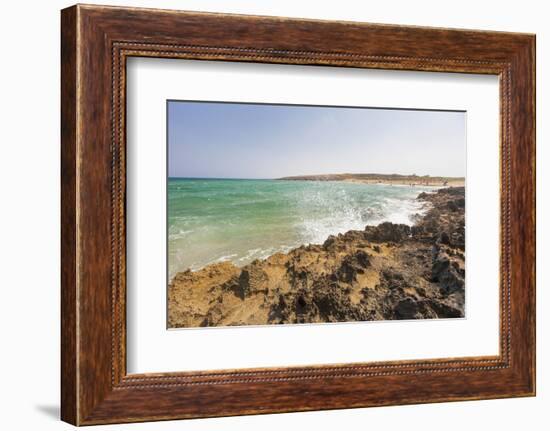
top-left (168, 178), bottom-right (435, 275)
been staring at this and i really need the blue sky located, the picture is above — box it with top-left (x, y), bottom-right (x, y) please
top-left (168, 101), bottom-right (465, 179)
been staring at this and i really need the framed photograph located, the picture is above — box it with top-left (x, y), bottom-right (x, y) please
top-left (61, 4), bottom-right (536, 425)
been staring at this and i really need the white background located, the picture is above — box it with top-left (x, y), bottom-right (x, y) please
top-left (0, 0), bottom-right (547, 430)
top-left (127, 59), bottom-right (499, 373)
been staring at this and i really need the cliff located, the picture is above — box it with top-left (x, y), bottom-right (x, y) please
top-left (168, 187), bottom-right (466, 328)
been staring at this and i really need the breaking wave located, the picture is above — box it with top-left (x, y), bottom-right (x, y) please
top-left (168, 178), bottom-right (435, 276)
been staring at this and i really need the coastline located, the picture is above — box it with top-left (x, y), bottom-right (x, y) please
top-left (340, 178), bottom-right (464, 187)
top-left (168, 177), bottom-right (434, 276)
top-left (277, 173), bottom-right (465, 188)
top-left (168, 186), bottom-right (466, 328)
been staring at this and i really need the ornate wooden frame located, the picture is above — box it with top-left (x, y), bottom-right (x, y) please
top-left (61, 4), bottom-right (535, 425)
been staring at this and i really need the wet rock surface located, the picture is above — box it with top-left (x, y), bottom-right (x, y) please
top-left (168, 187), bottom-right (466, 328)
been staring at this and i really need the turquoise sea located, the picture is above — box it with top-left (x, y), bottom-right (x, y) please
top-left (168, 178), bottom-right (435, 279)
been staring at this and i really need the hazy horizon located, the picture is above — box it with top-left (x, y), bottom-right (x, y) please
top-left (168, 101), bottom-right (466, 179)
top-left (168, 173), bottom-right (466, 180)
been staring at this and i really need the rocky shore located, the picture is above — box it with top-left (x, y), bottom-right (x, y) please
top-left (168, 187), bottom-right (466, 328)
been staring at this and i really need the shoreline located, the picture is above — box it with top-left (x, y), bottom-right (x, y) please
top-left (169, 175), bottom-right (465, 188)
top-left (168, 187), bottom-right (466, 328)
top-left (277, 173), bottom-right (465, 188)
top-left (170, 184), bottom-right (434, 280)
top-left (339, 178), bottom-right (464, 187)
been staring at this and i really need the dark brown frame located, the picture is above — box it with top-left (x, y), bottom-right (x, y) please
top-left (61, 4), bottom-right (536, 426)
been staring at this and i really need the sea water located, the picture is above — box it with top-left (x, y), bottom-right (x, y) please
top-left (168, 178), bottom-right (435, 279)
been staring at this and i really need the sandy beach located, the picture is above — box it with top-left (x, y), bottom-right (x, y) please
top-left (278, 173), bottom-right (465, 187)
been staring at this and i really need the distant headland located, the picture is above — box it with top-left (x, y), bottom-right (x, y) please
top-left (276, 173), bottom-right (465, 187)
